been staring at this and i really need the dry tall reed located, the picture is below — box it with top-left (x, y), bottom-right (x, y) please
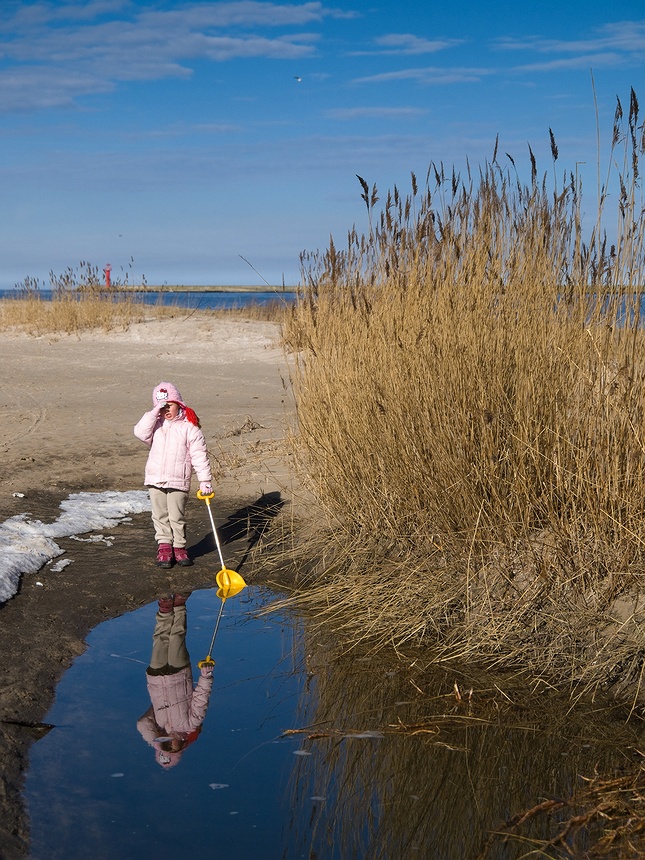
top-left (280, 91), bottom-right (645, 702)
top-left (0, 292), bottom-right (179, 335)
top-left (1, 262), bottom-right (175, 335)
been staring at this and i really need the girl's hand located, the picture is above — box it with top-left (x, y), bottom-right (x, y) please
top-left (199, 482), bottom-right (213, 495)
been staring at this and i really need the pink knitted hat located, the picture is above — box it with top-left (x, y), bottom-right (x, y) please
top-left (153, 382), bottom-right (183, 407)
top-left (152, 382), bottom-right (200, 426)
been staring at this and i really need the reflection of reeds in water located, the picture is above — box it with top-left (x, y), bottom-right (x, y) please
top-left (279, 95), bottom-right (645, 703)
top-left (479, 762), bottom-right (645, 858)
top-left (283, 633), bottom-right (642, 859)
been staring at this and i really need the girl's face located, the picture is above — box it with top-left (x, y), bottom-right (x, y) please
top-left (161, 401), bottom-right (180, 420)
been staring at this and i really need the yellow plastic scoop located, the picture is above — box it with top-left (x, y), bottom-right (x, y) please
top-left (216, 567), bottom-right (246, 594)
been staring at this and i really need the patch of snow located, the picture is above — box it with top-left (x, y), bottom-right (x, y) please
top-left (0, 490), bottom-right (151, 603)
top-left (49, 558), bottom-right (72, 573)
top-left (69, 534), bottom-right (114, 546)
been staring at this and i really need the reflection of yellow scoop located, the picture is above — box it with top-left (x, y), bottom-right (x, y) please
top-left (198, 573), bottom-right (247, 669)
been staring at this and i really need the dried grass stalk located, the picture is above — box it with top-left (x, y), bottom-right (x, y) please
top-left (280, 94), bottom-right (645, 702)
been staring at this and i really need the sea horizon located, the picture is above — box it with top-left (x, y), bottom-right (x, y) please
top-left (0, 283), bottom-right (297, 293)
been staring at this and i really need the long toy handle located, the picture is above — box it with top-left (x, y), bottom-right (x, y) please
top-left (196, 490), bottom-right (227, 571)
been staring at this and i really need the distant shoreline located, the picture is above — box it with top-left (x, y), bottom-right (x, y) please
top-left (0, 284), bottom-right (298, 295)
top-left (115, 284), bottom-right (298, 293)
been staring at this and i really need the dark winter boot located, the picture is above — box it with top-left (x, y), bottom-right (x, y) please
top-left (156, 543), bottom-right (173, 568)
top-left (173, 591), bottom-right (191, 608)
top-left (173, 547), bottom-right (193, 567)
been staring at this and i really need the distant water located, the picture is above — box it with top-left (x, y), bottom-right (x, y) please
top-left (0, 288), bottom-right (297, 311)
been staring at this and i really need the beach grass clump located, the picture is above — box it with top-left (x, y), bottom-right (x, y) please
top-left (216, 298), bottom-right (291, 323)
top-left (0, 291), bottom-right (177, 335)
top-left (2, 263), bottom-right (180, 335)
top-left (282, 91), bottom-right (645, 700)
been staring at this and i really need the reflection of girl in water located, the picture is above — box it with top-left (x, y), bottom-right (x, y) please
top-left (137, 593), bottom-right (213, 768)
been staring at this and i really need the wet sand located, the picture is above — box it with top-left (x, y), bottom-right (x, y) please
top-left (0, 314), bottom-right (297, 857)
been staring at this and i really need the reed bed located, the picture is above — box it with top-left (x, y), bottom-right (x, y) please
top-left (0, 291), bottom-right (180, 335)
top-left (1, 262), bottom-right (179, 335)
top-left (279, 92), bottom-right (645, 702)
top-left (217, 297), bottom-right (291, 323)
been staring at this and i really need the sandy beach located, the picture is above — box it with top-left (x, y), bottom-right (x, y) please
top-left (0, 314), bottom-right (297, 857)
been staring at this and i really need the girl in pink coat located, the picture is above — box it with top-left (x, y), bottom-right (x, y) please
top-left (134, 382), bottom-right (213, 568)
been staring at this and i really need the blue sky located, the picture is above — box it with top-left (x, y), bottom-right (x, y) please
top-left (1, 0), bottom-right (643, 288)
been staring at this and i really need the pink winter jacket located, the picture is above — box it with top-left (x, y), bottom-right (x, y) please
top-left (134, 410), bottom-right (212, 492)
top-left (137, 668), bottom-right (213, 741)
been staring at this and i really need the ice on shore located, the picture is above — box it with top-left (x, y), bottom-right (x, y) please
top-left (0, 490), bottom-right (151, 603)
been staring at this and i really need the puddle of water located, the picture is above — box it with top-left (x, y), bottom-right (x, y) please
top-left (25, 585), bottom-right (642, 859)
top-left (25, 586), bottom-right (307, 860)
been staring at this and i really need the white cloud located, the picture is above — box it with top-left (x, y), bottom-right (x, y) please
top-left (326, 106), bottom-right (426, 120)
top-left (351, 32), bottom-right (463, 56)
top-left (495, 21), bottom-right (645, 75)
top-left (0, 0), bottom-right (340, 112)
top-left (495, 20), bottom-right (645, 56)
top-left (353, 66), bottom-right (492, 86)
top-left (516, 52), bottom-right (625, 73)
top-left (0, 67), bottom-right (117, 111)
top-left (0, 1), bottom-right (339, 30)
top-left (126, 121), bottom-right (244, 138)
top-left (50, 1), bottom-right (133, 22)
